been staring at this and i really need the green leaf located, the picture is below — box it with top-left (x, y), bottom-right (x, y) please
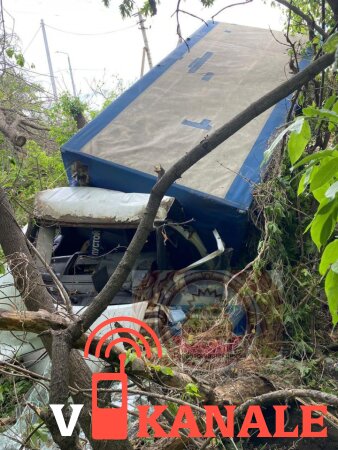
top-left (6, 48), bottom-right (14, 58)
top-left (323, 32), bottom-right (338, 53)
top-left (313, 182), bottom-right (330, 203)
top-left (326, 181), bottom-right (338, 200)
top-left (302, 106), bottom-right (338, 124)
top-left (15, 53), bottom-right (25, 67)
top-left (320, 110), bottom-right (338, 124)
top-left (185, 383), bottom-right (201, 398)
top-left (325, 269), bottom-right (338, 325)
top-left (332, 261), bottom-right (338, 274)
top-left (323, 95), bottom-right (337, 110)
top-left (302, 106), bottom-right (318, 117)
top-left (333, 101), bottom-right (338, 115)
top-left (298, 170), bottom-right (310, 196)
top-left (125, 348), bottom-right (137, 366)
top-left (160, 366), bottom-right (174, 376)
top-left (310, 157), bottom-right (338, 192)
top-left (293, 149), bottom-right (338, 169)
top-left (319, 240), bottom-right (338, 275)
top-left (310, 200), bottom-right (338, 249)
top-left (288, 118), bottom-right (311, 164)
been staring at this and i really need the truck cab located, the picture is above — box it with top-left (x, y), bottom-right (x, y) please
top-left (30, 186), bottom-right (228, 309)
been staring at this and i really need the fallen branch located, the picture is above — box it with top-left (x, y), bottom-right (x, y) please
top-left (235, 389), bottom-right (338, 417)
top-left (0, 309), bottom-right (205, 393)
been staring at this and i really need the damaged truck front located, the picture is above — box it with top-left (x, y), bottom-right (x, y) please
top-left (31, 186), bottom-right (227, 310)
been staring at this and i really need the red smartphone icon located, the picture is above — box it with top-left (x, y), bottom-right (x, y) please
top-left (92, 354), bottom-right (128, 440)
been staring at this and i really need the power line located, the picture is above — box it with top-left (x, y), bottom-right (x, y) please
top-left (15, 65), bottom-right (58, 78)
top-left (44, 22), bottom-right (137, 36)
top-left (54, 67), bottom-right (104, 73)
top-left (23, 25), bottom-right (41, 54)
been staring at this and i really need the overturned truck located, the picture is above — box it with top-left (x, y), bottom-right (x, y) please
top-left (3, 21), bottom-right (303, 366)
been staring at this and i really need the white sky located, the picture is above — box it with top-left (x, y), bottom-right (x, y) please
top-left (4, 0), bottom-right (285, 102)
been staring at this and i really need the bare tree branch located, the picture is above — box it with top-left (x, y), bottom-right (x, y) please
top-left (212, 0), bottom-right (253, 21)
top-left (235, 389), bottom-right (338, 416)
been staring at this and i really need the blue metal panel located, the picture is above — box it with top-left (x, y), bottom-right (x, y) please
top-left (61, 150), bottom-right (248, 255)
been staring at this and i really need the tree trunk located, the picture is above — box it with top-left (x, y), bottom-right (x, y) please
top-left (0, 187), bottom-right (132, 450)
top-left (0, 109), bottom-right (26, 147)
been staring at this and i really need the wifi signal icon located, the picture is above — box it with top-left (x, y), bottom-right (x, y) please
top-left (84, 316), bottom-right (163, 440)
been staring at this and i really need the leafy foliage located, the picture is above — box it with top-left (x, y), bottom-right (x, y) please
top-left (103, 0), bottom-right (215, 17)
top-left (5, 48), bottom-right (25, 67)
top-left (280, 0), bottom-right (335, 36)
top-left (286, 97), bottom-right (338, 325)
top-left (184, 383), bottom-right (201, 399)
top-left (0, 377), bottom-right (32, 418)
top-left (48, 93), bottom-right (87, 146)
top-left (0, 141), bottom-right (67, 224)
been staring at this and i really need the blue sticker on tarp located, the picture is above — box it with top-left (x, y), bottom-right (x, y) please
top-left (202, 72), bottom-right (214, 81)
top-left (182, 118), bottom-right (212, 130)
top-left (188, 52), bottom-right (213, 73)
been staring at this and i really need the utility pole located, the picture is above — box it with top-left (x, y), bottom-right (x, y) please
top-left (57, 51), bottom-right (77, 97)
top-left (137, 12), bottom-right (153, 76)
top-left (140, 48), bottom-right (146, 78)
top-left (41, 19), bottom-right (58, 100)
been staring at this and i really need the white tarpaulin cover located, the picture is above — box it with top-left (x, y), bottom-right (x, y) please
top-left (83, 22), bottom-right (288, 198)
top-left (63, 22), bottom-right (296, 200)
top-left (33, 186), bottom-right (175, 225)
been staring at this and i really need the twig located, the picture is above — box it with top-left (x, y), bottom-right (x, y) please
top-left (176, 9), bottom-right (208, 27)
top-left (212, 0), bottom-right (253, 21)
top-left (269, 26), bottom-right (289, 47)
top-left (19, 421), bottom-right (45, 450)
top-left (26, 239), bottom-right (74, 316)
top-left (173, 0), bottom-right (190, 50)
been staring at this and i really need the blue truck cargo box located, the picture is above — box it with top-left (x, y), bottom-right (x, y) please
top-left (61, 21), bottom-right (309, 255)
